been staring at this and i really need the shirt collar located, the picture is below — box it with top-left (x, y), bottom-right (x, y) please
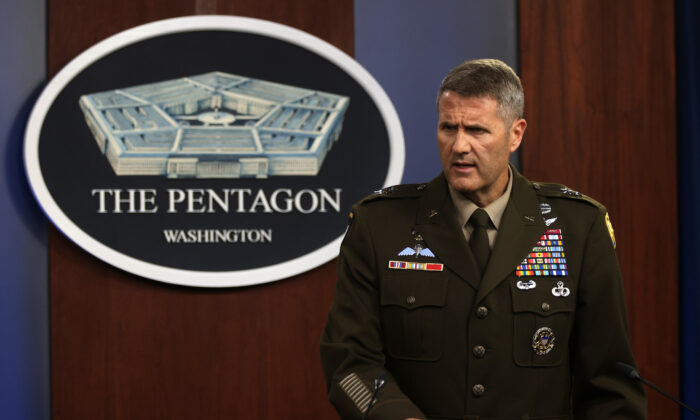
top-left (448, 165), bottom-right (513, 229)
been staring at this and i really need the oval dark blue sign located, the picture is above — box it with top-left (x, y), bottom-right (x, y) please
top-left (25, 16), bottom-right (404, 287)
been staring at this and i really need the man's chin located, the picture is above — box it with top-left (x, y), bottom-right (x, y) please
top-left (446, 177), bottom-right (480, 195)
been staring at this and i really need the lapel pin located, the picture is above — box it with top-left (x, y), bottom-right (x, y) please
top-left (428, 209), bottom-right (439, 218)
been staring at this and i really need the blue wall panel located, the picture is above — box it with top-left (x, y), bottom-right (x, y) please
top-left (0, 0), bottom-right (49, 419)
top-left (354, 0), bottom-right (518, 184)
top-left (677, 0), bottom-right (700, 417)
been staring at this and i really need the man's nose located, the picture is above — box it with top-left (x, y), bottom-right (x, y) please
top-left (452, 129), bottom-right (472, 154)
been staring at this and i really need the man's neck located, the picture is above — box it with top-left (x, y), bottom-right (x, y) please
top-left (465, 167), bottom-right (511, 208)
top-left (448, 166), bottom-right (513, 232)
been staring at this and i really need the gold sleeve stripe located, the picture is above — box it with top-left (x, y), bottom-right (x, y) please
top-left (339, 372), bottom-right (373, 413)
top-left (605, 212), bottom-right (616, 248)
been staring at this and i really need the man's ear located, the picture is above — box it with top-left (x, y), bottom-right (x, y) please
top-left (509, 118), bottom-right (527, 152)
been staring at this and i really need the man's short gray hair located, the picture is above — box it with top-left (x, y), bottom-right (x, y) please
top-left (437, 58), bottom-right (524, 124)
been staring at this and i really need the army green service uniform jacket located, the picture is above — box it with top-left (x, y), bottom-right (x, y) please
top-left (320, 168), bottom-right (646, 420)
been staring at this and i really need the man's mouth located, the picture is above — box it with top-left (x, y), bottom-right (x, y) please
top-left (453, 162), bottom-right (476, 170)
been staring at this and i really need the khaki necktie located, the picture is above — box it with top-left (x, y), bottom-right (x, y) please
top-left (469, 208), bottom-right (491, 276)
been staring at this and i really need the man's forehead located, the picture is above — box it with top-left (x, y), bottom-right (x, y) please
top-left (438, 93), bottom-right (499, 115)
top-left (437, 91), bottom-right (512, 127)
top-left (439, 91), bottom-right (498, 108)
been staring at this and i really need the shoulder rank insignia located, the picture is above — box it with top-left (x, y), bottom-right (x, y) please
top-left (534, 183), bottom-right (604, 209)
top-left (373, 184), bottom-right (422, 196)
top-left (561, 186), bottom-right (581, 196)
top-left (357, 184), bottom-right (422, 207)
top-left (605, 212), bottom-right (616, 248)
top-left (516, 228), bottom-right (568, 276)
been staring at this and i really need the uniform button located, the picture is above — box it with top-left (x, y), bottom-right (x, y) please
top-left (406, 295), bottom-right (416, 305)
top-left (472, 384), bottom-right (485, 396)
top-left (541, 302), bottom-right (550, 312)
top-left (473, 345), bottom-right (486, 358)
top-left (476, 306), bottom-right (488, 319)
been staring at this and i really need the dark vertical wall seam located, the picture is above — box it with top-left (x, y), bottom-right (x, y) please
top-left (676, 0), bottom-right (700, 418)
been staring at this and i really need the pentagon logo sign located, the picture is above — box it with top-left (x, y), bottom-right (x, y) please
top-left (25, 16), bottom-right (404, 287)
top-left (79, 71), bottom-right (349, 178)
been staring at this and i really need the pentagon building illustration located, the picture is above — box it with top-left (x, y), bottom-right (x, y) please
top-left (78, 72), bottom-right (350, 178)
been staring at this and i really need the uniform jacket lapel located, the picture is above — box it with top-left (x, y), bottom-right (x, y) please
top-left (414, 174), bottom-right (481, 290)
top-left (475, 167), bottom-right (546, 303)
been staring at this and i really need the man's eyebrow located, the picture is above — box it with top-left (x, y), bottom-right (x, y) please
top-left (442, 122), bottom-right (491, 133)
top-left (463, 123), bottom-right (490, 130)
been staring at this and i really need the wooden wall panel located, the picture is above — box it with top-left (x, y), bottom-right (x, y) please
top-left (221, 0), bottom-right (353, 55)
top-left (519, 1), bottom-right (677, 418)
top-left (48, 1), bottom-right (351, 418)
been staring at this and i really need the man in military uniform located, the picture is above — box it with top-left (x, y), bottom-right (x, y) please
top-left (320, 59), bottom-right (646, 419)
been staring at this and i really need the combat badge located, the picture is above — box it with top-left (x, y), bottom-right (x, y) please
top-left (551, 281), bottom-right (570, 297)
top-left (605, 212), bottom-right (616, 248)
top-left (516, 280), bottom-right (537, 290)
top-left (397, 230), bottom-right (436, 257)
top-left (389, 229), bottom-right (443, 271)
top-left (532, 327), bottom-right (556, 356)
top-left (398, 243), bottom-right (436, 258)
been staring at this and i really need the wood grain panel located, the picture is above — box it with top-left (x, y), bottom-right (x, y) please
top-left (519, 1), bottom-right (677, 418)
top-left (50, 228), bottom-right (339, 419)
top-left (221, 0), bottom-right (353, 55)
top-left (48, 0), bottom-right (197, 74)
top-left (48, 0), bottom-right (351, 418)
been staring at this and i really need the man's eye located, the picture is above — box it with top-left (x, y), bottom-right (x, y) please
top-left (441, 124), bottom-right (458, 131)
top-left (467, 127), bottom-right (486, 134)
